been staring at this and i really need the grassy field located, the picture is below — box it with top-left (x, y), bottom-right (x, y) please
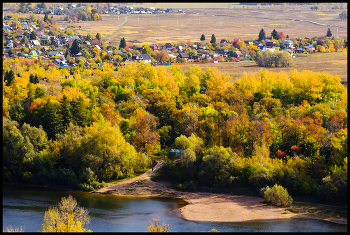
top-left (68, 7), bottom-right (347, 46)
top-left (179, 51), bottom-right (348, 83)
top-left (7, 3), bottom-right (347, 46)
top-left (3, 3), bottom-right (347, 82)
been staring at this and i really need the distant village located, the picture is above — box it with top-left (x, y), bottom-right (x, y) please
top-left (3, 3), bottom-right (347, 69)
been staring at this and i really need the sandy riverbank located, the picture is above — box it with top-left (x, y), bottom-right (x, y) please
top-left (95, 161), bottom-right (347, 225)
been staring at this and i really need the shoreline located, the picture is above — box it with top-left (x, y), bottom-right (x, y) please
top-left (94, 167), bottom-right (347, 225)
top-left (4, 173), bottom-right (347, 226)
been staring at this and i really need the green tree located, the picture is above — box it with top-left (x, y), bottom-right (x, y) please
top-left (261, 184), bottom-right (293, 206)
top-left (43, 13), bottom-right (49, 22)
top-left (34, 86), bottom-right (46, 99)
top-left (70, 39), bottom-right (81, 56)
top-left (86, 33), bottom-right (92, 41)
top-left (271, 29), bottom-right (279, 40)
top-left (34, 74), bottom-right (39, 84)
top-left (326, 28), bottom-right (332, 37)
top-left (4, 70), bottom-right (15, 86)
top-left (198, 146), bottom-right (236, 187)
top-left (3, 117), bottom-right (36, 182)
top-left (210, 34), bottom-right (216, 44)
top-left (96, 32), bottom-right (101, 41)
top-left (258, 28), bottom-right (266, 41)
top-left (200, 34), bottom-right (206, 41)
top-left (42, 195), bottom-right (91, 232)
top-left (142, 44), bottom-right (152, 55)
top-left (26, 82), bottom-right (35, 104)
top-left (60, 94), bottom-right (73, 128)
top-left (71, 96), bottom-right (89, 127)
top-left (119, 37), bottom-right (126, 49)
top-left (30, 31), bottom-right (37, 40)
top-left (41, 99), bottom-right (64, 140)
top-left (339, 11), bottom-right (347, 21)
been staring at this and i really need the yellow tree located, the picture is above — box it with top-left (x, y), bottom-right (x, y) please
top-left (42, 195), bottom-right (91, 232)
top-left (148, 217), bottom-right (171, 232)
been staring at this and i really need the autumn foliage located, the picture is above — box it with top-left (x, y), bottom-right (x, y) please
top-left (2, 58), bottom-right (347, 202)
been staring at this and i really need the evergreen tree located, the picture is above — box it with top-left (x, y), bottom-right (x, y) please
top-left (271, 29), bottom-right (279, 40)
top-left (71, 96), bottom-right (88, 127)
top-left (29, 74), bottom-right (35, 83)
top-left (4, 70), bottom-right (15, 86)
top-left (200, 34), bottom-right (206, 41)
top-left (70, 39), bottom-right (81, 56)
top-left (96, 32), bottom-right (102, 41)
top-left (43, 13), bottom-right (49, 22)
top-left (30, 31), bottom-right (37, 40)
top-left (119, 37), bottom-right (126, 49)
top-left (326, 28), bottom-right (332, 37)
top-left (27, 82), bottom-right (35, 104)
top-left (86, 33), bottom-right (92, 41)
top-left (34, 86), bottom-right (46, 99)
top-left (258, 28), bottom-right (266, 41)
top-left (20, 36), bottom-right (28, 45)
top-left (210, 34), bottom-right (216, 44)
top-left (60, 94), bottom-right (73, 128)
top-left (34, 74), bottom-right (39, 84)
top-left (42, 99), bottom-right (64, 140)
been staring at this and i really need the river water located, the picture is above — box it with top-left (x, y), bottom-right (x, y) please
top-left (3, 184), bottom-right (347, 232)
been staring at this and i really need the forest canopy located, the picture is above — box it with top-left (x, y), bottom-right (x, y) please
top-left (2, 58), bottom-right (347, 201)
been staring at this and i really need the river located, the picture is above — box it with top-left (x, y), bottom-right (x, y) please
top-left (3, 184), bottom-right (347, 232)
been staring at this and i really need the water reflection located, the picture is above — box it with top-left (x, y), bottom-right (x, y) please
top-left (3, 185), bottom-right (347, 232)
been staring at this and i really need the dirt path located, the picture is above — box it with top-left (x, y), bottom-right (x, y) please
top-left (96, 159), bottom-right (176, 196)
top-left (105, 15), bottom-right (130, 44)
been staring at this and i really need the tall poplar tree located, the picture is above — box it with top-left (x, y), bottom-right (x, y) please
top-left (119, 37), bottom-right (126, 49)
top-left (271, 29), bottom-right (279, 40)
top-left (210, 34), bottom-right (216, 44)
top-left (258, 28), bottom-right (266, 41)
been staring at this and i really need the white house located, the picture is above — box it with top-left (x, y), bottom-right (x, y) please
top-left (283, 40), bottom-right (294, 48)
top-left (139, 54), bottom-right (152, 63)
top-left (31, 40), bottom-right (41, 46)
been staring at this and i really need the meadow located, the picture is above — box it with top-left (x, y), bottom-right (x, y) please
top-left (179, 51), bottom-right (348, 83)
top-left (10, 3), bottom-right (347, 46)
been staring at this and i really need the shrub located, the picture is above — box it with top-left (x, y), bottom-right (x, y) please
top-left (263, 184), bottom-right (293, 206)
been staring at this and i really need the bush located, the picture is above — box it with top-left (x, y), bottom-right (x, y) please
top-left (263, 184), bottom-right (293, 206)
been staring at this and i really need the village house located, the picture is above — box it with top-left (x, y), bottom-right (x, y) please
top-left (29, 50), bottom-right (38, 58)
top-left (149, 44), bottom-right (158, 51)
top-left (3, 23), bottom-right (10, 30)
top-left (31, 40), bottom-right (41, 47)
top-left (233, 51), bottom-right (243, 58)
top-left (220, 39), bottom-right (229, 46)
top-left (178, 52), bottom-right (189, 61)
top-left (283, 40), bottom-right (294, 48)
top-left (266, 41), bottom-right (276, 47)
top-left (163, 43), bottom-right (174, 52)
top-left (218, 51), bottom-right (228, 57)
top-left (139, 54), bottom-right (152, 63)
top-left (176, 45), bottom-right (184, 52)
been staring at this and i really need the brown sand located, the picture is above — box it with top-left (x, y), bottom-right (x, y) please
top-left (95, 160), bottom-right (347, 225)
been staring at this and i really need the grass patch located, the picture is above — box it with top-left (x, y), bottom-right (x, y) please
top-left (291, 201), bottom-right (347, 220)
